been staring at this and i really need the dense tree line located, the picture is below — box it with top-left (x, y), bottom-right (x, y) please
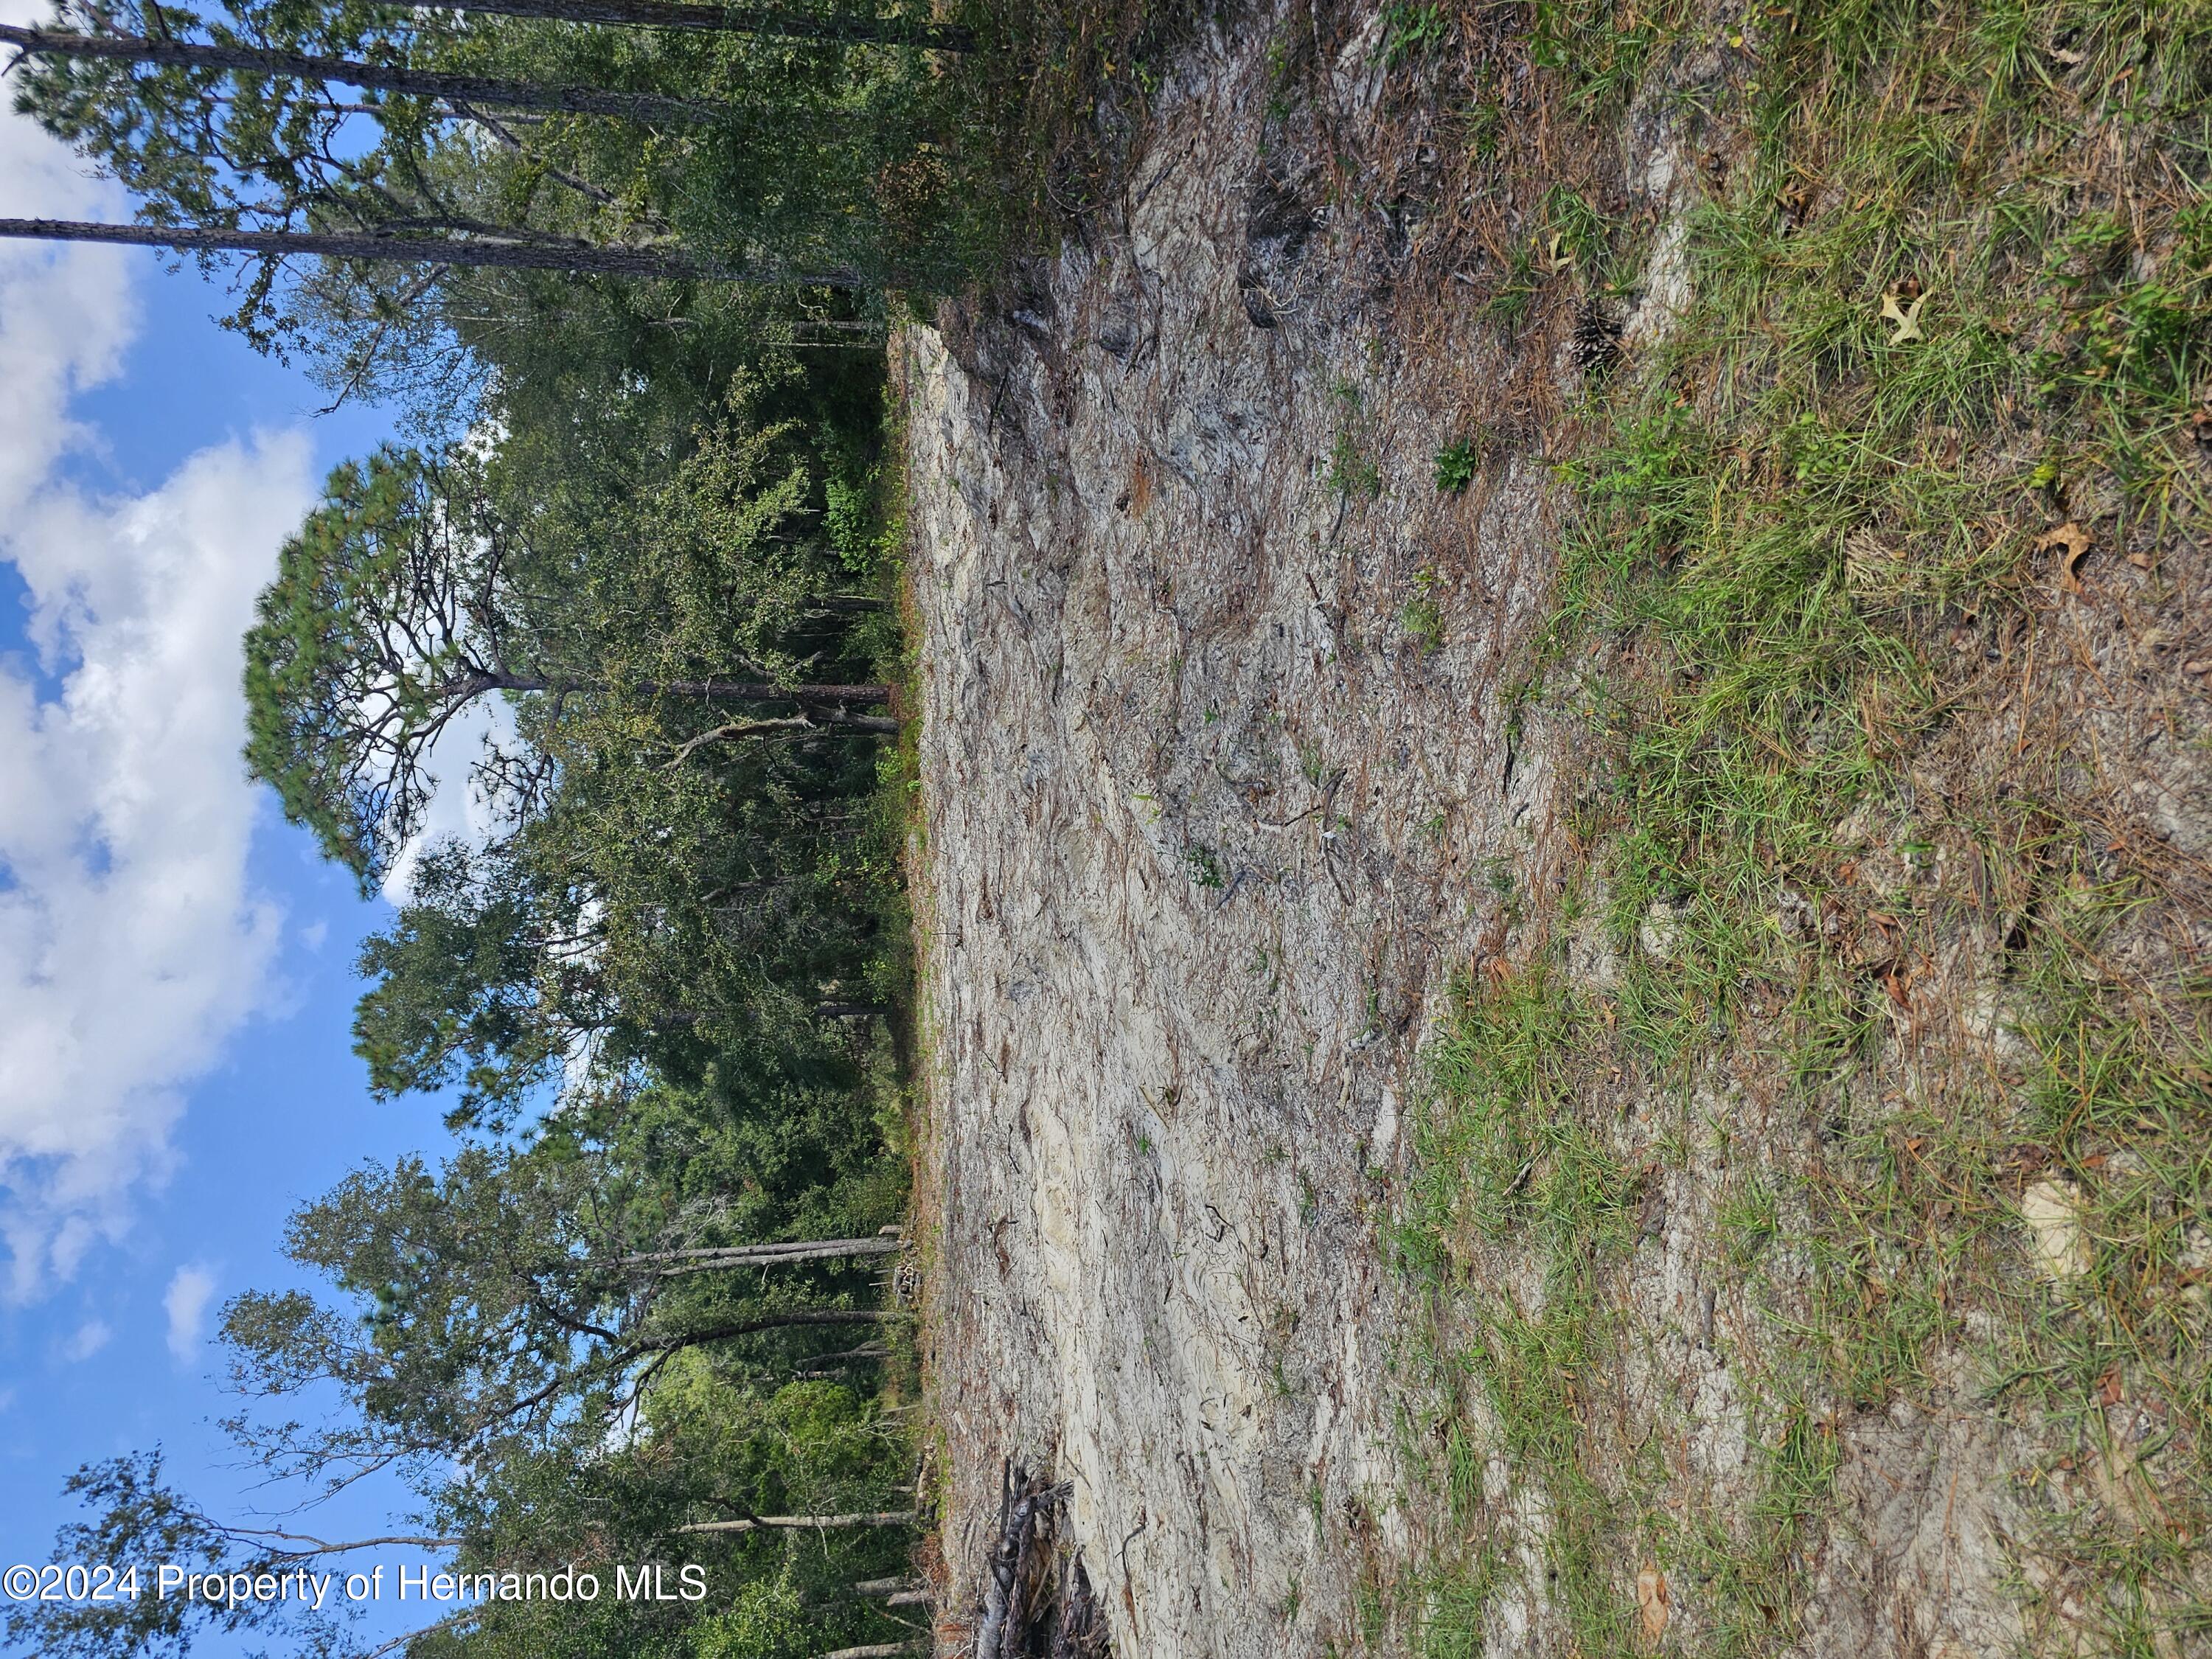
top-left (1, 1), bottom-right (992, 1653)
top-left (4, 0), bottom-right (980, 326)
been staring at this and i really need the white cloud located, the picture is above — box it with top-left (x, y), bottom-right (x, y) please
top-left (378, 693), bottom-right (521, 903)
top-left (0, 26), bottom-right (136, 537)
top-left (0, 435), bottom-right (315, 1299)
top-left (0, 98), bottom-right (318, 1299)
top-left (162, 1264), bottom-right (218, 1361)
top-left (59, 1318), bottom-right (112, 1363)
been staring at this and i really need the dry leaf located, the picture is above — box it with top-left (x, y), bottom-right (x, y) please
top-left (2037, 521), bottom-right (2094, 592)
top-left (1880, 288), bottom-right (1929, 344)
top-left (1636, 1563), bottom-right (1670, 1641)
top-left (2098, 1365), bottom-right (2125, 1407)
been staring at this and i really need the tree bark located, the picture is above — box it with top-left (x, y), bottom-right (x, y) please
top-left (0, 23), bottom-right (735, 125)
top-left (0, 217), bottom-right (861, 286)
top-left (431, 0), bottom-right (978, 52)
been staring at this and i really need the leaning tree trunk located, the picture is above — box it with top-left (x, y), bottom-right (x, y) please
top-left (674, 1509), bottom-right (918, 1534)
top-left (616, 1234), bottom-right (902, 1271)
top-left (653, 677), bottom-right (895, 706)
top-left (461, 670), bottom-right (894, 705)
top-left (0, 218), bottom-right (860, 286)
top-left (0, 24), bottom-right (736, 125)
top-left (431, 0), bottom-right (978, 52)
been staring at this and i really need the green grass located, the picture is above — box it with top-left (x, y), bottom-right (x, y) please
top-left (1388, 0), bottom-right (2212, 1651)
top-left (1330, 429), bottom-right (1385, 500)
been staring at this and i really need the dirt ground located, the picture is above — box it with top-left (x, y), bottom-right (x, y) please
top-left (901, 1), bottom-right (2212, 1653)
top-left (901, 6), bottom-right (1588, 1649)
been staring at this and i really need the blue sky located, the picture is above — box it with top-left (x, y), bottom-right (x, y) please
top-left (0, 34), bottom-right (464, 1656)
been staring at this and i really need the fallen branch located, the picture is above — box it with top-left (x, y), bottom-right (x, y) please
top-left (220, 1526), bottom-right (464, 1557)
top-left (1051, 1553), bottom-right (1109, 1658)
top-left (973, 1464), bottom-right (1071, 1659)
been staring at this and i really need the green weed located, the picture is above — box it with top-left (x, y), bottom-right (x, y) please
top-left (1184, 842), bottom-right (1225, 888)
top-left (1379, 1), bottom-right (1450, 69)
top-left (1391, 0), bottom-right (2212, 1649)
top-left (1329, 429), bottom-right (1384, 499)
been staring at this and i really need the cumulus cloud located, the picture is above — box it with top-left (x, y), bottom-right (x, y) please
top-left (379, 694), bottom-right (523, 904)
top-left (0, 100), bottom-right (318, 1298)
top-left (163, 1265), bottom-right (218, 1361)
top-left (0, 45), bottom-right (136, 535)
top-left (0, 435), bottom-right (315, 1299)
top-left (59, 1319), bottom-right (113, 1363)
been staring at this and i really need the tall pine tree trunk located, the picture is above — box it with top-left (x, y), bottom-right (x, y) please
top-left (0, 24), bottom-right (735, 124)
top-left (0, 218), bottom-right (861, 286)
top-left (459, 669), bottom-right (895, 706)
top-left (435, 0), bottom-right (977, 51)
